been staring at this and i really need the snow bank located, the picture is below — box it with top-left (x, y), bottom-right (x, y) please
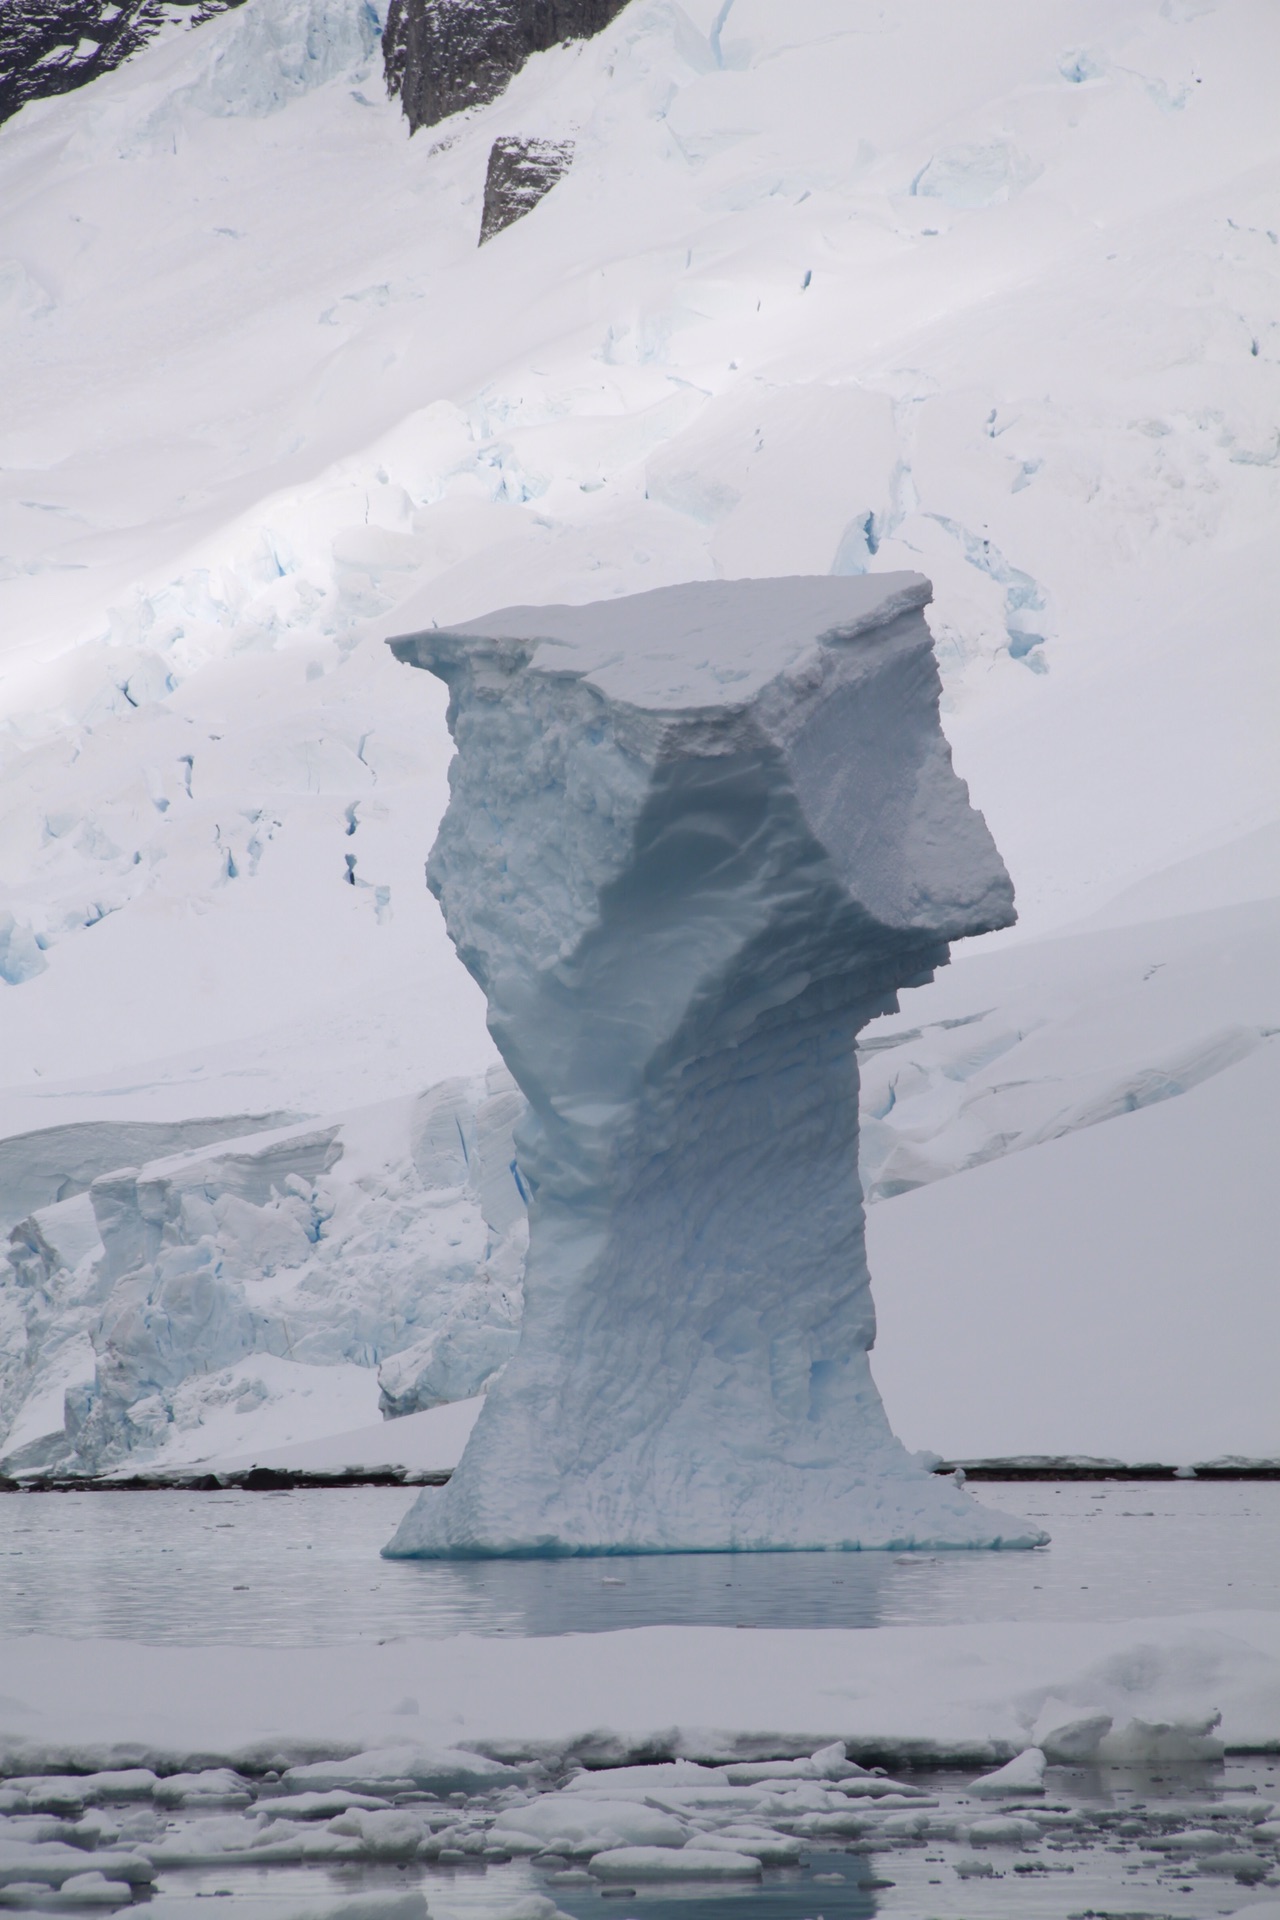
top-left (387, 573), bottom-right (1037, 1554)
top-left (3, 1612), bottom-right (1278, 1775)
top-left (204, 1395), bottom-right (482, 1475)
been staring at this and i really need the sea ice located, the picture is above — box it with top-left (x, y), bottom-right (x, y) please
top-left (1097, 1710), bottom-right (1225, 1766)
top-left (494, 1796), bottom-right (689, 1853)
top-left (39, 1872), bottom-right (127, 1909)
top-left (281, 1745), bottom-right (522, 1797)
top-left (1032, 1710), bottom-right (1112, 1763)
top-left (697, 1827), bottom-right (805, 1863)
top-left (965, 1813), bottom-right (1043, 1843)
top-left (386, 574), bottom-right (1044, 1555)
top-left (589, 1844), bottom-right (762, 1880)
top-left (969, 1745), bottom-right (1047, 1795)
top-left (152, 1770), bottom-right (250, 1807)
top-left (719, 1741), bottom-right (863, 1782)
top-left (0, 1844), bottom-right (153, 1890)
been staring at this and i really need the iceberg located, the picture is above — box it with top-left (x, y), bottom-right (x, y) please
top-left (389, 575), bottom-right (1044, 1553)
top-left (384, 574), bottom-right (1042, 1554)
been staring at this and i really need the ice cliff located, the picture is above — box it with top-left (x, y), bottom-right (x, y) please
top-left (0, 1075), bottom-right (527, 1473)
top-left (386, 573), bottom-right (1043, 1554)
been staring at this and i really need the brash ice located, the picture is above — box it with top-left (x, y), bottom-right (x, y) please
top-left (386, 575), bottom-right (1045, 1555)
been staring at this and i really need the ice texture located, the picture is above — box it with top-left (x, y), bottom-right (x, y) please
top-left (386, 574), bottom-right (1042, 1554)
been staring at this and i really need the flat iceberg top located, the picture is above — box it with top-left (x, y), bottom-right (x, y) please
top-left (393, 572), bottom-right (930, 711)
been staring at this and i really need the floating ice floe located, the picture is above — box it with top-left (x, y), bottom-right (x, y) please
top-left (969, 1744), bottom-right (1047, 1796)
top-left (493, 1796), bottom-right (689, 1855)
top-left (589, 1843), bottom-right (762, 1880)
top-left (282, 1744), bottom-right (524, 1798)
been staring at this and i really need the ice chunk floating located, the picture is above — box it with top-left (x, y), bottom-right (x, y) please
top-left (386, 574), bottom-right (1044, 1554)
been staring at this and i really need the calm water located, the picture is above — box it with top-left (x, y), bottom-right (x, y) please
top-left (0, 1480), bottom-right (1273, 1644)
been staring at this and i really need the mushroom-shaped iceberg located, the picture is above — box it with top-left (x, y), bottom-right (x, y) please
top-left (385, 574), bottom-right (1044, 1554)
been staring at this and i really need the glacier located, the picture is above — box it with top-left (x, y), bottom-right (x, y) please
top-left (385, 572), bottom-right (1044, 1554)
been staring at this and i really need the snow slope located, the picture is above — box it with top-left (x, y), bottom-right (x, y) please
top-left (203, 1392), bottom-right (483, 1474)
top-left (870, 1032), bottom-right (1280, 1465)
top-left (1, 0), bottom-right (1276, 1468)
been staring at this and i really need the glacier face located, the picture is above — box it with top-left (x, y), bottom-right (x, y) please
top-left (0, 1072), bottom-right (526, 1474)
top-left (386, 573), bottom-right (1042, 1554)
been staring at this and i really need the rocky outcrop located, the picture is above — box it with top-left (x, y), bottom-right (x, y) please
top-left (383, 0), bottom-right (629, 136)
top-left (479, 134), bottom-right (573, 242)
top-left (0, 0), bottom-right (246, 127)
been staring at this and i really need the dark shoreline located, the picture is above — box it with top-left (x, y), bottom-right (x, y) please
top-left (2, 1461), bottom-right (1278, 1492)
top-left (939, 1458), bottom-right (1280, 1481)
top-left (0, 1467), bottom-right (452, 1492)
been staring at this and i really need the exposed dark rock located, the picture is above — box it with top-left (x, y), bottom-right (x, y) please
top-left (479, 132), bottom-right (571, 242)
top-left (383, 0), bottom-right (628, 136)
top-left (932, 1456), bottom-right (1280, 1480)
top-left (0, 0), bottom-right (247, 128)
top-left (0, 1466), bottom-right (452, 1490)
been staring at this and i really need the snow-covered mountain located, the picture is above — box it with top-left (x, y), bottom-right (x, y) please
top-left (1, 0), bottom-right (1276, 1474)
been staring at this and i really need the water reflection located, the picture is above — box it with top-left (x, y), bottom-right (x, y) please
top-left (534, 1853), bottom-right (879, 1920)
top-left (0, 1482), bottom-right (1273, 1646)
